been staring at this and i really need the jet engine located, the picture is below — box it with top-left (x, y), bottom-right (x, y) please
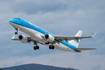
top-left (45, 34), bottom-right (54, 42)
top-left (18, 35), bottom-right (28, 43)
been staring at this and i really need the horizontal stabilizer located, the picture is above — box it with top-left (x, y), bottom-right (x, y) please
top-left (75, 48), bottom-right (97, 51)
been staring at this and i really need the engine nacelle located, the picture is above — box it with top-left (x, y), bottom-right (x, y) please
top-left (45, 34), bottom-right (54, 42)
top-left (18, 35), bottom-right (28, 43)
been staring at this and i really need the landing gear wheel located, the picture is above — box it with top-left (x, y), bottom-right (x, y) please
top-left (15, 32), bottom-right (18, 34)
top-left (34, 46), bottom-right (36, 50)
top-left (52, 46), bottom-right (54, 50)
top-left (36, 46), bottom-right (39, 49)
top-left (34, 46), bottom-right (39, 50)
top-left (49, 45), bottom-right (51, 49)
top-left (49, 45), bottom-right (54, 50)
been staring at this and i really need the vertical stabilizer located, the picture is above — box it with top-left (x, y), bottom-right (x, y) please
top-left (68, 30), bottom-right (82, 48)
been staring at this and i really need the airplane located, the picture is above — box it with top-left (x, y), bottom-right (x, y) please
top-left (9, 17), bottom-right (97, 53)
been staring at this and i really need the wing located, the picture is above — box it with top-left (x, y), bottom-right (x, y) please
top-left (54, 32), bottom-right (97, 42)
top-left (11, 35), bottom-right (35, 42)
top-left (11, 35), bottom-right (18, 40)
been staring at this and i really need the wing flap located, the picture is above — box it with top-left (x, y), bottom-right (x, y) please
top-left (75, 48), bottom-right (97, 51)
top-left (11, 38), bottom-right (19, 40)
top-left (55, 36), bottom-right (93, 40)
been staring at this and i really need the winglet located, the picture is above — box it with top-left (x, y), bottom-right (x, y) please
top-left (92, 32), bottom-right (97, 38)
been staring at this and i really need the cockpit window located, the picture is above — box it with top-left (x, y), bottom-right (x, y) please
top-left (14, 18), bottom-right (20, 20)
top-left (18, 18), bottom-right (20, 20)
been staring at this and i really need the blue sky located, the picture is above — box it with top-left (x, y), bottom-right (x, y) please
top-left (0, 0), bottom-right (105, 70)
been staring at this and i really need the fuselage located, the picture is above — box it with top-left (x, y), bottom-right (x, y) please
top-left (9, 17), bottom-right (80, 52)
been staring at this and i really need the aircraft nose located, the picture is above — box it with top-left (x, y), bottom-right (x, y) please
top-left (9, 19), bottom-right (14, 24)
top-left (9, 19), bottom-right (14, 25)
top-left (9, 19), bottom-right (13, 23)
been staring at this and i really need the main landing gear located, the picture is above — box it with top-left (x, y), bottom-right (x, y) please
top-left (33, 42), bottom-right (39, 50)
top-left (49, 45), bottom-right (54, 50)
top-left (34, 46), bottom-right (39, 50)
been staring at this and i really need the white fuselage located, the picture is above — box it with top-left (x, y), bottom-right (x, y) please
top-left (9, 22), bottom-right (77, 52)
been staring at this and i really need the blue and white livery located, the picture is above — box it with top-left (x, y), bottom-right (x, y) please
top-left (9, 17), bottom-right (97, 53)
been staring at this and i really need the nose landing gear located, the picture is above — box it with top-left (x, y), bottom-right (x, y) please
top-left (15, 28), bottom-right (18, 34)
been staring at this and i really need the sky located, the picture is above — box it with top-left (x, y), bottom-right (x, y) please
top-left (0, 0), bottom-right (105, 70)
